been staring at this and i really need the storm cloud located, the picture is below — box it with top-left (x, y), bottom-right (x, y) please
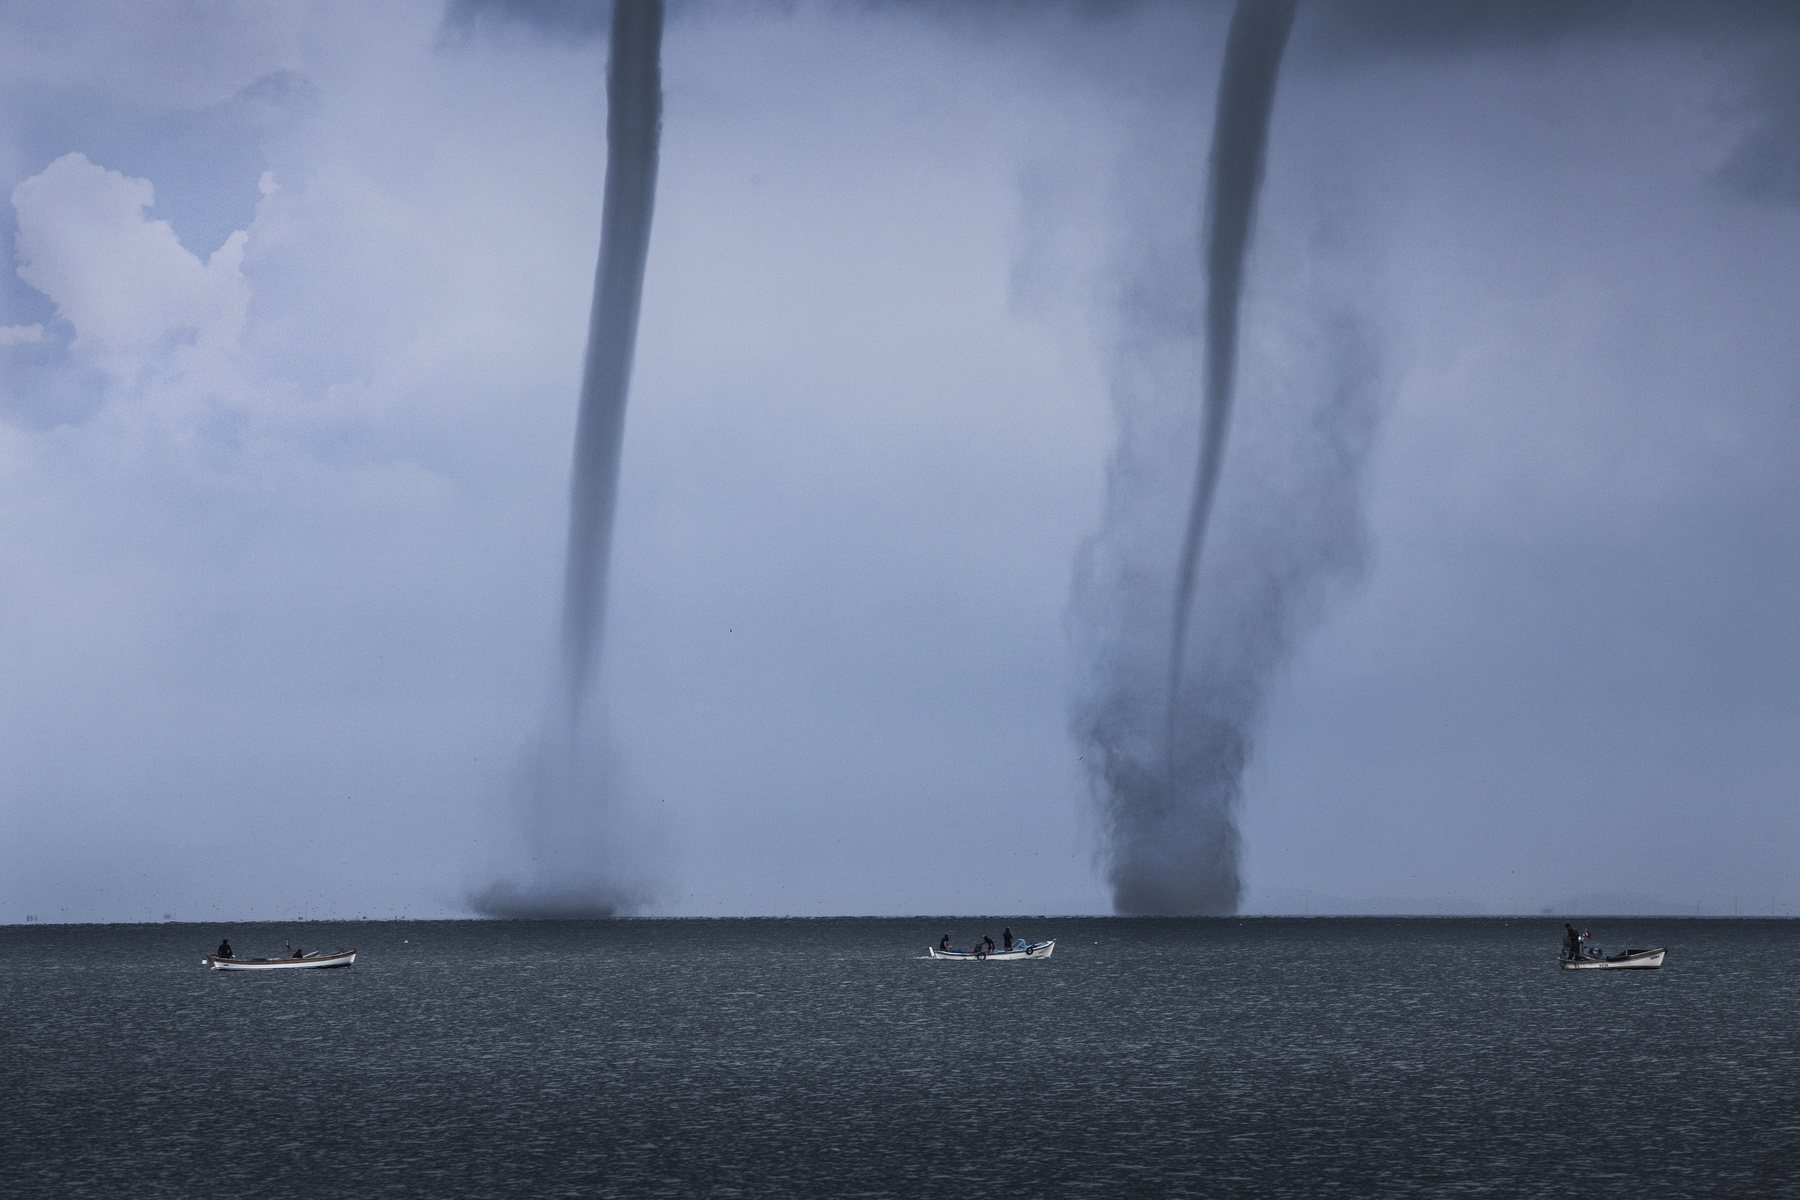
top-left (3, 2), bottom-right (1800, 923)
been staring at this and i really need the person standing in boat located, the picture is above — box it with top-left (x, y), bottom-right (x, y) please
top-left (1563, 924), bottom-right (1580, 959)
top-left (982, 936), bottom-right (996, 954)
top-left (1003, 928), bottom-right (1014, 952)
top-left (216, 938), bottom-right (233, 959)
top-left (939, 935), bottom-right (951, 953)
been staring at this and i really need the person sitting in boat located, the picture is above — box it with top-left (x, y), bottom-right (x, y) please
top-left (1003, 927), bottom-right (1014, 952)
top-left (285, 940), bottom-right (303, 960)
top-left (216, 938), bottom-right (233, 959)
top-left (939, 935), bottom-right (951, 953)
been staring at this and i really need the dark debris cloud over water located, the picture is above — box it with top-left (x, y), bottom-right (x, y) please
top-left (1153, 0), bottom-right (1296, 917)
top-left (1075, 0), bottom-right (1322, 918)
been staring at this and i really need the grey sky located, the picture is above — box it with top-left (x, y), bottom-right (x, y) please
top-left (2, 1), bottom-right (1798, 921)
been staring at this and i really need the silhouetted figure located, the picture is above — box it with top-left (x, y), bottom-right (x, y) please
top-left (939, 935), bottom-right (951, 952)
top-left (1563, 924), bottom-right (1579, 959)
top-left (983, 936), bottom-right (995, 953)
top-left (285, 940), bottom-right (303, 960)
top-left (1003, 927), bottom-right (1014, 951)
top-left (216, 939), bottom-right (233, 959)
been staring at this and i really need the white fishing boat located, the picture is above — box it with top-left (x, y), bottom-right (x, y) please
top-left (203, 949), bottom-right (356, 972)
top-left (927, 940), bottom-right (1054, 961)
top-left (1560, 946), bottom-right (1664, 970)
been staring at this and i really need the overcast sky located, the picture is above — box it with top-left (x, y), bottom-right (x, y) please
top-left (4, 0), bottom-right (1799, 922)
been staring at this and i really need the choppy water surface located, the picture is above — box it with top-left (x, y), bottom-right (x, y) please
top-left (3, 918), bottom-right (1796, 1197)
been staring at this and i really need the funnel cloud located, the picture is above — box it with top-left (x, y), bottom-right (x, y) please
top-left (1169, 0), bottom-right (1298, 697)
top-left (1074, 0), bottom-right (1323, 917)
top-left (563, 0), bottom-right (663, 725)
top-left (474, 0), bottom-right (664, 918)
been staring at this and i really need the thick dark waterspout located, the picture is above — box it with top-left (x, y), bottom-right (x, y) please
top-left (475, 0), bottom-right (663, 919)
top-left (562, 0), bottom-right (664, 725)
top-left (1168, 0), bottom-right (1297, 713)
top-left (1076, 0), bottom-right (1299, 918)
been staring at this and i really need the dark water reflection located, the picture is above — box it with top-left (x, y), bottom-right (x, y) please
top-left (3, 918), bottom-right (1795, 1197)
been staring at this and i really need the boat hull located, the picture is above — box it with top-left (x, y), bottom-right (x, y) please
top-left (1560, 947), bottom-right (1665, 970)
top-left (927, 941), bottom-right (1054, 961)
top-left (204, 950), bottom-right (356, 971)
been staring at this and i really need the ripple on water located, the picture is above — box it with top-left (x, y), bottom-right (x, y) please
top-left (2, 917), bottom-right (1797, 1197)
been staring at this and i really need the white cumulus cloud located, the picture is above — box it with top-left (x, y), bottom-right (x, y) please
top-left (12, 152), bottom-right (250, 389)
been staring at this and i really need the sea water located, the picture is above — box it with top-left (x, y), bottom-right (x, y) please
top-left (2, 917), bottom-right (1796, 1197)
